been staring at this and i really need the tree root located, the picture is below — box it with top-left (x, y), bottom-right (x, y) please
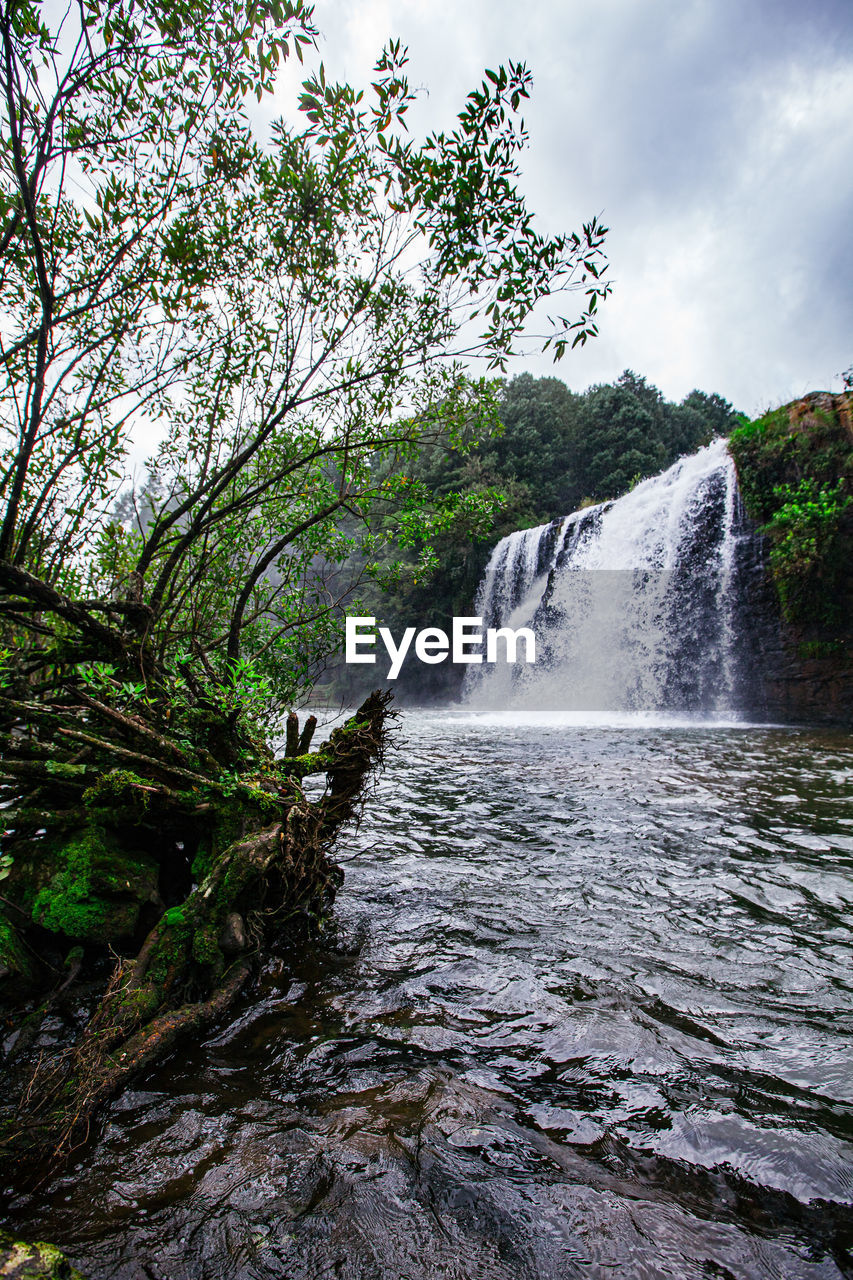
top-left (0, 691), bottom-right (394, 1186)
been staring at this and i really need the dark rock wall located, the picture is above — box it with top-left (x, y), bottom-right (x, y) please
top-left (740, 555), bottom-right (853, 726)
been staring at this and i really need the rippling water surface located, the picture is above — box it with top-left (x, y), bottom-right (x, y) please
top-left (9, 710), bottom-right (853, 1279)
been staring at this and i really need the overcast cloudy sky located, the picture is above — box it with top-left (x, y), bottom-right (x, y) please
top-left (270, 0), bottom-right (852, 417)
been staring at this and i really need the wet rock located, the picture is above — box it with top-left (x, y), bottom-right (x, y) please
top-left (0, 1230), bottom-right (84, 1278)
top-left (219, 911), bottom-right (247, 954)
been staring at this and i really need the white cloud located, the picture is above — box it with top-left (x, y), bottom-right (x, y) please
top-left (262, 0), bottom-right (853, 412)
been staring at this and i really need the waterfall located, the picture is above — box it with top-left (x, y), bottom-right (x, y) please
top-left (465, 438), bottom-right (754, 716)
top-left (464, 521), bottom-right (558, 705)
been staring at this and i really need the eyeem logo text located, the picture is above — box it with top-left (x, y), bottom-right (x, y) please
top-left (345, 616), bottom-right (536, 680)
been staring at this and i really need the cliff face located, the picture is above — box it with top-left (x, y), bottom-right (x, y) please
top-left (730, 391), bottom-right (853, 726)
top-left (761, 647), bottom-right (853, 725)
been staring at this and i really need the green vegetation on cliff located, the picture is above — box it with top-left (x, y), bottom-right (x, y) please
top-left (729, 393), bottom-right (853, 635)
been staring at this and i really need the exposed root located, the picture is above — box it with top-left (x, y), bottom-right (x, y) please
top-left (0, 691), bottom-right (394, 1186)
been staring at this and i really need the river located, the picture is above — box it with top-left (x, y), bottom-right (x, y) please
top-left (6, 709), bottom-right (853, 1279)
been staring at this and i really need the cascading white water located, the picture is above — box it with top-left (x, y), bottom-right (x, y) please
top-left (464, 522), bottom-right (557, 705)
top-left (476, 522), bottom-right (552, 628)
top-left (465, 438), bottom-right (748, 716)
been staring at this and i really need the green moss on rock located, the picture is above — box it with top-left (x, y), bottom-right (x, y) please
top-left (0, 1229), bottom-right (85, 1278)
top-left (30, 824), bottom-right (158, 943)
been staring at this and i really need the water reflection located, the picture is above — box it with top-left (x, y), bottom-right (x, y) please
top-left (7, 711), bottom-right (853, 1279)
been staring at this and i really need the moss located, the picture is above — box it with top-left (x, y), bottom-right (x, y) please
top-left (191, 788), bottom-right (282, 880)
top-left (144, 907), bottom-right (195, 990)
top-left (82, 768), bottom-right (151, 808)
top-left (797, 639), bottom-right (847, 660)
top-left (235, 782), bottom-right (281, 811)
top-left (190, 836), bottom-right (213, 881)
top-left (0, 913), bottom-right (37, 983)
top-left (281, 748), bottom-right (334, 776)
top-left (0, 1229), bottom-right (85, 1278)
top-left (41, 761), bottom-right (90, 781)
top-left (191, 920), bottom-right (222, 968)
top-left (116, 984), bottom-right (161, 1022)
top-left (30, 824), bottom-right (158, 943)
top-left (192, 805), bottom-right (244, 880)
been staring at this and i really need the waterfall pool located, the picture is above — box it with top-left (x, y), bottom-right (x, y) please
top-left (6, 709), bottom-right (853, 1279)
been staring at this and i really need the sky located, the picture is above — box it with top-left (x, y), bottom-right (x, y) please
top-left (267, 0), bottom-right (853, 417)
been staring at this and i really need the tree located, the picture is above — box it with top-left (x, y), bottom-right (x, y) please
top-left (0, 0), bottom-right (610, 1171)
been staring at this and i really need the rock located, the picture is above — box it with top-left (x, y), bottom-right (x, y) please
top-left (0, 1229), bottom-right (84, 1279)
top-left (219, 911), bottom-right (247, 953)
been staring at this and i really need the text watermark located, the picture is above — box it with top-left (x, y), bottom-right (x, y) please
top-left (345, 616), bottom-right (536, 679)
